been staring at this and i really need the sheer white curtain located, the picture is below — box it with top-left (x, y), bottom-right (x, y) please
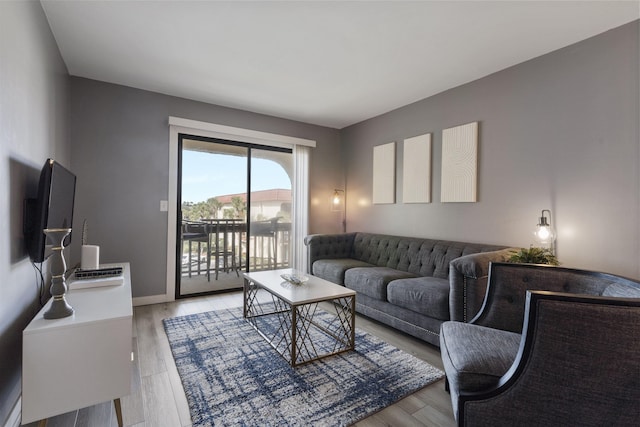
top-left (291, 144), bottom-right (310, 272)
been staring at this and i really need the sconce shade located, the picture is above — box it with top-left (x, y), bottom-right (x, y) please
top-left (533, 209), bottom-right (556, 246)
top-left (331, 189), bottom-right (344, 212)
top-left (331, 189), bottom-right (346, 232)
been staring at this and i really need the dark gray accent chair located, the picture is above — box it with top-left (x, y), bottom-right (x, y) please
top-left (304, 232), bottom-right (515, 346)
top-left (439, 262), bottom-right (640, 426)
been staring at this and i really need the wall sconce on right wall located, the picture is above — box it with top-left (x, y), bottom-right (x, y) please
top-left (533, 209), bottom-right (556, 254)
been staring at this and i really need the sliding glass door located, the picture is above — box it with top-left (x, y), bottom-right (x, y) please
top-left (177, 135), bottom-right (292, 297)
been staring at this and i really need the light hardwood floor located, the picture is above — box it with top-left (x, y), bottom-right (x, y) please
top-left (26, 291), bottom-right (455, 427)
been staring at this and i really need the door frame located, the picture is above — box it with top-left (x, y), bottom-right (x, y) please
top-left (165, 117), bottom-right (315, 302)
top-left (176, 134), bottom-right (292, 299)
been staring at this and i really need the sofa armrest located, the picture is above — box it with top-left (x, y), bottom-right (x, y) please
top-left (449, 248), bottom-right (516, 322)
top-left (304, 233), bottom-right (357, 274)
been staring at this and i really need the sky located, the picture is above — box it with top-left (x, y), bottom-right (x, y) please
top-left (181, 150), bottom-right (291, 203)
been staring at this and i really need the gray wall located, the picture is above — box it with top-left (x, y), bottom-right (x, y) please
top-left (0, 1), bottom-right (70, 423)
top-left (70, 78), bottom-right (342, 298)
top-left (341, 20), bottom-right (639, 279)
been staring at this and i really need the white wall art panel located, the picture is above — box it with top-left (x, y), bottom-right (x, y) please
top-left (402, 133), bottom-right (431, 203)
top-left (441, 122), bottom-right (478, 202)
top-left (373, 142), bottom-right (396, 204)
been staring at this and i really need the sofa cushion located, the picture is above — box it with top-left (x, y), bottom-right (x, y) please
top-left (345, 267), bottom-right (417, 301)
top-left (387, 277), bottom-right (450, 320)
top-left (312, 258), bottom-right (374, 285)
top-left (440, 322), bottom-right (521, 393)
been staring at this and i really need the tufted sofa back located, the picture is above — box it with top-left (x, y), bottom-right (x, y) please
top-left (305, 232), bottom-right (507, 279)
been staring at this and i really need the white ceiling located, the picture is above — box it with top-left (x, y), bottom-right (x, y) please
top-left (41, 1), bottom-right (639, 129)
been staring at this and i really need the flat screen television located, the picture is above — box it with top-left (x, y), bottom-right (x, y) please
top-left (25, 159), bottom-right (77, 263)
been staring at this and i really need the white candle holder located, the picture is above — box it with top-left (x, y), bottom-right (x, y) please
top-left (43, 228), bottom-right (74, 319)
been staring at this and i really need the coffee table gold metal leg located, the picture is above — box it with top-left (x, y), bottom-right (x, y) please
top-left (350, 295), bottom-right (356, 349)
top-left (291, 305), bottom-right (297, 366)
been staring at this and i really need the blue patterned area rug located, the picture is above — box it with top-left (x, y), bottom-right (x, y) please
top-left (163, 307), bottom-right (444, 427)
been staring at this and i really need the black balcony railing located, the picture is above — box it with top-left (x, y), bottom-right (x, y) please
top-left (180, 219), bottom-right (291, 280)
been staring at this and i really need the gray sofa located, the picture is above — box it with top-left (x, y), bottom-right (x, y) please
top-left (304, 232), bottom-right (515, 346)
top-left (439, 262), bottom-right (640, 426)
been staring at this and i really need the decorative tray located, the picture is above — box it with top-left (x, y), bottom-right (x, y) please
top-left (280, 273), bottom-right (309, 285)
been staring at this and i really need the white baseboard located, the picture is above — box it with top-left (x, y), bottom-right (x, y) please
top-left (4, 397), bottom-right (21, 427)
top-left (132, 293), bottom-right (173, 306)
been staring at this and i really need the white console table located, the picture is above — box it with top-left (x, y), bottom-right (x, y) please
top-left (22, 262), bottom-right (132, 426)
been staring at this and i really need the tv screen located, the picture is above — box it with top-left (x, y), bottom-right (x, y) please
top-left (26, 159), bottom-right (77, 263)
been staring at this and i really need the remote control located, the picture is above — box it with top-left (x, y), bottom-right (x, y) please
top-left (74, 266), bottom-right (123, 280)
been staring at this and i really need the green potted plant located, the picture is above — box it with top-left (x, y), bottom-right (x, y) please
top-left (508, 246), bottom-right (559, 266)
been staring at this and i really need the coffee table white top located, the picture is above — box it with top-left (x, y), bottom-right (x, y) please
top-left (243, 269), bottom-right (355, 305)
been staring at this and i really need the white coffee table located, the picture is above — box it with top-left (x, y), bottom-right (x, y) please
top-left (243, 269), bottom-right (356, 367)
